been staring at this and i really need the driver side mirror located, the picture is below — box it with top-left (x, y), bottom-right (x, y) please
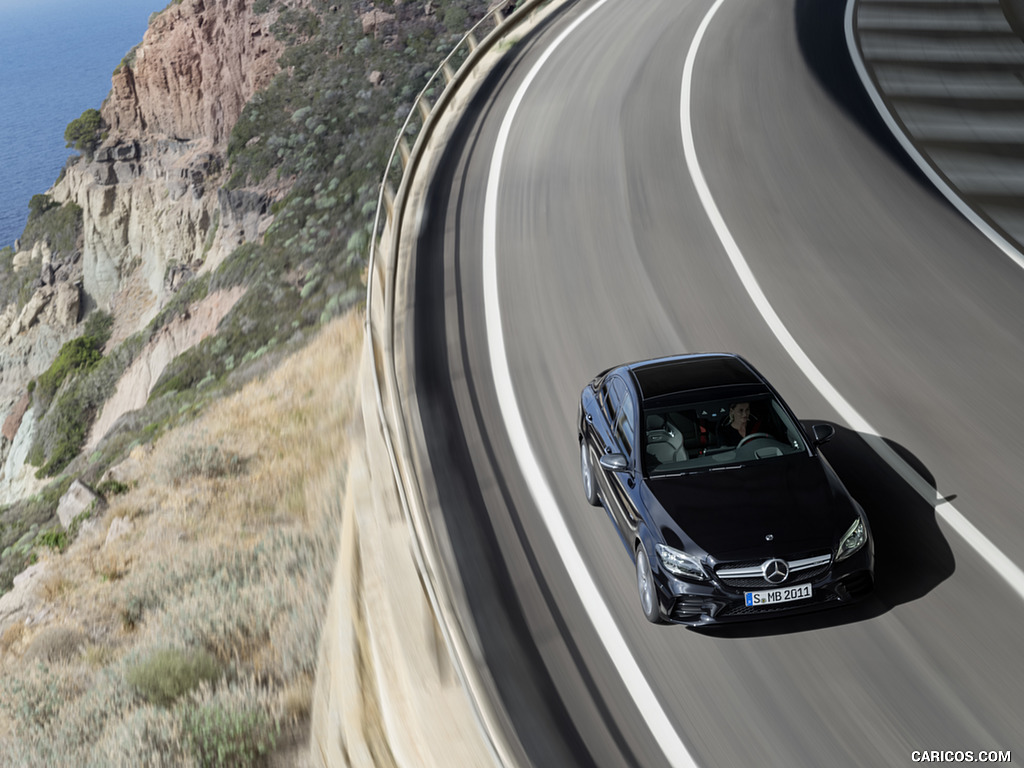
top-left (599, 453), bottom-right (629, 471)
top-left (811, 423), bottom-right (835, 446)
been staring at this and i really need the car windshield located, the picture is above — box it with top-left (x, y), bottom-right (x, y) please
top-left (642, 393), bottom-right (807, 477)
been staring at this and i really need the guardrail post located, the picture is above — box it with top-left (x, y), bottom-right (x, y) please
top-left (417, 98), bottom-right (433, 123)
top-left (398, 137), bottom-right (412, 170)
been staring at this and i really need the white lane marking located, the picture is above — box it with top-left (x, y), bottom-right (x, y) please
top-left (483, 1), bottom-right (701, 767)
top-left (843, 0), bottom-right (1024, 274)
top-left (681, 0), bottom-right (1024, 602)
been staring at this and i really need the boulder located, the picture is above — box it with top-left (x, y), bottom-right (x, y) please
top-left (0, 561), bottom-right (48, 631)
top-left (104, 516), bottom-right (134, 548)
top-left (48, 282), bottom-right (80, 329)
top-left (57, 480), bottom-right (100, 530)
top-left (361, 8), bottom-right (395, 34)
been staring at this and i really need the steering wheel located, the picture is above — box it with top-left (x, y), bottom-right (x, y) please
top-left (737, 432), bottom-right (774, 448)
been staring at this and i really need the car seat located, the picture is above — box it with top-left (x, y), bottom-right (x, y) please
top-left (645, 414), bottom-right (686, 470)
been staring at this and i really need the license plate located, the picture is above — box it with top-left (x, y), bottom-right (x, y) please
top-left (744, 583), bottom-right (812, 607)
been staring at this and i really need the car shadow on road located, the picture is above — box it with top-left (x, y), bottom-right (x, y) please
top-left (699, 422), bottom-right (955, 639)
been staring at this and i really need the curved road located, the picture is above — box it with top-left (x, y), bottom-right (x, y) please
top-left (409, 1), bottom-right (1024, 766)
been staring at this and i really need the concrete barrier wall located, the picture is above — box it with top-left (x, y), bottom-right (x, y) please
top-left (310, 3), bottom-right (569, 766)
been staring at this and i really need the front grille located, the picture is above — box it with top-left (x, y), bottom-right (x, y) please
top-left (715, 553), bottom-right (832, 589)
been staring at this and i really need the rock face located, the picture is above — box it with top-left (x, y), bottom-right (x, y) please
top-left (50, 0), bottom-right (285, 320)
top-left (86, 286), bottom-right (247, 450)
top-left (1, 283), bottom-right (81, 344)
top-left (0, 0), bottom-right (286, 506)
top-left (0, 406), bottom-right (48, 506)
top-left (106, 0), bottom-right (281, 147)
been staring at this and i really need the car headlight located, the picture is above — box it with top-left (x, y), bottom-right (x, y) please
top-left (836, 517), bottom-right (867, 562)
top-left (655, 543), bottom-right (707, 581)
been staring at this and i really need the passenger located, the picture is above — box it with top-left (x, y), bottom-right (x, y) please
top-left (718, 402), bottom-right (753, 446)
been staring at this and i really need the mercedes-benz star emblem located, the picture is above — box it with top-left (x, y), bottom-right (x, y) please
top-left (762, 558), bottom-right (789, 584)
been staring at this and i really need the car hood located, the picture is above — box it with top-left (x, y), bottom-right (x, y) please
top-left (643, 455), bottom-right (857, 561)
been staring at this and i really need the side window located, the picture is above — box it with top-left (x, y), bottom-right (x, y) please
top-left (603, 377), bottom-right (623, 424)
top-left (616, 391), bottom-right (635, 457)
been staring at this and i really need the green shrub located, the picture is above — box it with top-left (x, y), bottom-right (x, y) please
top-left (17, 199), bottom-right (81, 255)
top-left (126, 647), bottom-right (222, 706)
top-left (181, 699), bottom-right (279, 768)
top-left (82, 310), bottom-right (114, 348)
top-left (64, 108), bottom-right (106, 160)
top-left (35, 389), bottom-right (92, 478)
top-left (34, 335), bottom-right (105, 411)
top-left (35, 526), bottom-right (67, 552)
top-left (28, 320), bottom-right (139, 478)
top-left (96, 478), bottom-right (130, 497)
top-left (28, 194), bottom-right (58, 221)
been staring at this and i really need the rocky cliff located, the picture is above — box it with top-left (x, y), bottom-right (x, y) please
top-left (50, 0), bottom-right (285, 331)
top-left (0, 0), bottom-right (288, 503)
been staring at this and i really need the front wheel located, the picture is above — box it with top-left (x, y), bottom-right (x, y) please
top-left (636, 544), bottom-right (663, 624)
top-left (580, 439), bottom-right (600, 506)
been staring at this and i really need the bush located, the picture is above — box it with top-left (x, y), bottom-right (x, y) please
top-left (33, 385), bottom-right (95, 478)
top-left (126, 647), bottom-right (222, 706)
top-left (28, 316), bottom-right (131, 477)
top-left (24, 626), bottom-right (86, 664)
top-left (28, 194), bottom-right (58, 221)
top-left (17, 199), bottom-right (81, 256)
top-left (64, 108), bottom-right (106, 160)
top-left (35, 526), bottom-right (67, 552)
top-left (181, 698), bottom-right (279, 768)
top-left (96, 479), bottom-right (130, 497)
top-left (82, 310), bottom-right (114, 348)
top-left (161, 442), bottom-right (244, 485)
top-left (34, 335), bottom-right (104, 412)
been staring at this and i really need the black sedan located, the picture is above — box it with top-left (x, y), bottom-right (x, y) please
top-left (577, 354), bottom-right (873, 626)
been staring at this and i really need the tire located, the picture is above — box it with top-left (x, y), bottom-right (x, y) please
top-left (636, 544), bottom-right (663, 624)
top-left (580, 439), bottom-right (600, 506)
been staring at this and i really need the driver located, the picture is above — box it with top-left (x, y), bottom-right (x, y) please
top-left (718, 402), bottom-right (755, 446)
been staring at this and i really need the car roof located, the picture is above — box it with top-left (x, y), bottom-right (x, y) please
top-left (625, 354), bottom-right (763, 402)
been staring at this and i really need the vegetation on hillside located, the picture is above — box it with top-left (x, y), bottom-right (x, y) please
top-left (0, 0), bottom-right (497, 762)
top-left (0, 311), bottom-right (363, 765)
top-left (64, 108), bottom-right (107, 162)
top-left (0, 196), bottom-right (83, 313)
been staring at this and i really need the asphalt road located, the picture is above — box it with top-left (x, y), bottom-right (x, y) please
top-left (411, 0), bottom-right (1024, 766)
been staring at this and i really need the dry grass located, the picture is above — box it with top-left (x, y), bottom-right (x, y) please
top-left (0, 309), bottom-right (363, 766)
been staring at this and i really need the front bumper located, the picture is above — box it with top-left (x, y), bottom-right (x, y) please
top-left (654, 544), bottom-right (874, 627)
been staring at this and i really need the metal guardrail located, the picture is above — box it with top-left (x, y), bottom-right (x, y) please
top-left (362, 2), bottom-right (556, 766)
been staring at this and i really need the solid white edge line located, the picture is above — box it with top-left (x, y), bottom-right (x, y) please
top-left (682, 0), bottom-right (1024, 602)
top-left (483, 1), bottom-right (701, 767)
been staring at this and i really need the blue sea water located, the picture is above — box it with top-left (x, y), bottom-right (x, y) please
top-left (0, 0), bottom-right (162, 250)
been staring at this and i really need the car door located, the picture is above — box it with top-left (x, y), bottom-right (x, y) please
top-left (597, 378), bottom-right (643, 541)
top-left (586, 376), bottom-right (621, 504)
